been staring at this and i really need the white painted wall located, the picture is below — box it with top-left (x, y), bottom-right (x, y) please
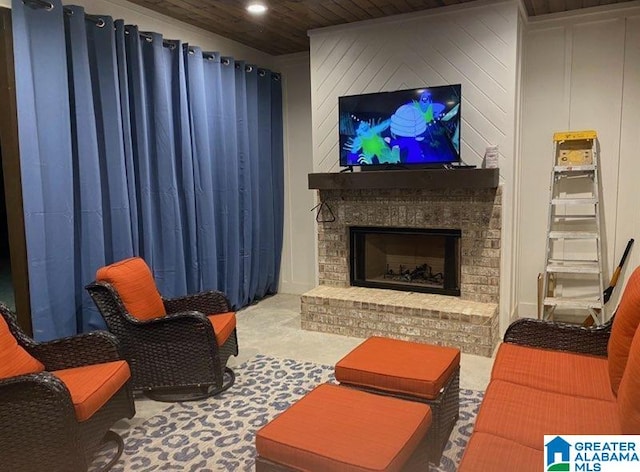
top-left (518, 4), bottom-right (640, 318)
top-left (0, 0), bottom-right (274, 66)
top-left (308, 0), bottom-right (521, 331)
top-left (275, 52), bottom-right (317, 294)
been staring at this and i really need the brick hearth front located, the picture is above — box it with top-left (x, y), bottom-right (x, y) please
top-left (301, 286), bottom-right (499, 357)
top-left (301, 186), bottom-right (502, 357)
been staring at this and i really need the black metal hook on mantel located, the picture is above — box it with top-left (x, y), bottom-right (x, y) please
top-left (311, 200), bottom-right (335, 223)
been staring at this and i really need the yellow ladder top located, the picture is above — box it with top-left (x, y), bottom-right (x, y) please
top-left (553, 130), bottom-right (597, 142)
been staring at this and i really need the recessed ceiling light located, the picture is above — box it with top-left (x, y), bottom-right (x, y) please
top-left (247, 3), bottom-right (267, 14)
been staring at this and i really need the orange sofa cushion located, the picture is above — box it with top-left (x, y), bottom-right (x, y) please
top-left (608, 265), bottom-right (640, 395)
top-left (474, 380), bottom-right (621, 450)
top-left (458, 432), bottom-right (542, 472)
top-left (96, 257), bottom-right (166, 321)
top-left (52, 360), bottom-right (130, 422)
top-left (0, 315), bottom-right (44, 379)
top-left (256, 383), bottom-right (432, 472)
top-left (492, 343), bottom-right (613, 401)
top-left (335, 336), bottom-right (460, 400)
top-left (207, 312), bottom-right (236, 346)
top-left (617, 326), bottom-right (640, 433)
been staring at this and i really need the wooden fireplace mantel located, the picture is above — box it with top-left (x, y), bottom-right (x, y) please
top-left (308, 168), bottom-right (499, 190)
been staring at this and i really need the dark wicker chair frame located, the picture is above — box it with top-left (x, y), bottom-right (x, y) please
top-left (503, 316), bottom-right (613, 356)
top-left (0, 304), bottom-right (135, 472)
top-left (86, 281), bottom-right (238, 402)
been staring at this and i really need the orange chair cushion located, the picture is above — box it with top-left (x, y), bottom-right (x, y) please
top-left (474, 380), bottom-right (621, 450)
top-left (492, 343), bottom-right (613, 401)
top-left (458, 432), bottom-right (542, 472)
top-left (256, 383), bottom-right (432, 472)
top-left (617, 326), bottom-right (640, 433)
top-left (335, 336), bottom-right (460, 400)
top-left (0, 315), bottom-right (44, 379)
top-left (608, 265), bottom-right (640, 395)
top-left (96, 257), bottom-right (166, 321)
top-left (52, 360), bottom-right (131, 422)
top-left (207, 312), bottom-right (236, 346)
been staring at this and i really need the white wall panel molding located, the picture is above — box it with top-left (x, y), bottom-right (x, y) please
top-left (518, 9), bottom-right (639, 319)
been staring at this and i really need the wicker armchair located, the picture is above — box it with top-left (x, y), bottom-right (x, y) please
top-left (0, 304), bottom-right (135, 472)
top-left (86, 257), bottom-right (238, 402)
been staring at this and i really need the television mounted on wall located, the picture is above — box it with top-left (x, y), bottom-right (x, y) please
top-left (338, 84), bottom-right (461, 168)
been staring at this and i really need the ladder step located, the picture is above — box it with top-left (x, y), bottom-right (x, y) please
top-left (548, 231), bottom-right (598, 239)
top-left (551, 198), bottom-right (598, 205)
top-left (546, 261), bottom-right (600, 274)
top-left (548, 258), bottom-right (597, 264)
top-left (554, 165), bottom-right (596, 172)
top-left (544, 297), bottom-right (603, 309)
top-left (552, 215), bottom-right (597, 221)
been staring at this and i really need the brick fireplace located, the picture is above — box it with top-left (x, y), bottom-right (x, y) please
top-left (301, 170), bottom-right (502, 356)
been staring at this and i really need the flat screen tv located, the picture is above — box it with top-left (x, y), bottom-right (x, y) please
top-left (339, 84), bottom-right (461, 167)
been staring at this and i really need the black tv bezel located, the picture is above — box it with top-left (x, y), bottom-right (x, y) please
top-left (338, 84), bottom-right (462, 168)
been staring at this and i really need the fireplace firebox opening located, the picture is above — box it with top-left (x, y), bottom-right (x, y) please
top-left (349, 226), bottom-right (461, 296)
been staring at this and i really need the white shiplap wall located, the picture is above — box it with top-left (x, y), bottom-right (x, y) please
top-left (309, 1), bottom-right (519, 174)
top-left (518, 5), bottom-right (640, 317)
top-left (308, 0), bottom-right (521, 330)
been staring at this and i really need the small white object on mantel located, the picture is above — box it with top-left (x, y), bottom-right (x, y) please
top-left (484, 145), bottom-right (499, 169)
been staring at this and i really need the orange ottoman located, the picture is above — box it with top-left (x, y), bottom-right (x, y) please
top-left (255, 383), bottom-right (432, 472)
top-left (335, 336), bottom-right (461, 464)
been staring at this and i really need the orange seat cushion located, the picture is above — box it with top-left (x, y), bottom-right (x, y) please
top-left (207, 312), bottom-right (236, 346)
top-left (617, 326), bottom-right (640, 433)
top-left (0, 315), bottom-right (44, 379)
top-left (256, 383), bottom-right (432, 472)
top-left (492, 343), bottom-right (613, 401)
top-left (52, 360), bottom-right (131, 422)
top-left (458, 432), bottom-right (542, 472)
top-left (608, 265), bottom-right (640, 395)
top-left (335, 336), bottom-right (460, 400)
top-left (474, 380), bottom-right (621, 450)
top-left (96, 257), bottom-right (166, 321)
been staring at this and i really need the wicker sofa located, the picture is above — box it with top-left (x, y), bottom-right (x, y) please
top-left (458, 267), bottom-right (640, 471)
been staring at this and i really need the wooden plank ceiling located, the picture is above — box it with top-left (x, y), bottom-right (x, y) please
top-left (129, 0), bottom-right (636, 55)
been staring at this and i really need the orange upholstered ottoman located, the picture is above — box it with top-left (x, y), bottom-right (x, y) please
top-left (255, 383), bottom-right (432, 472)
top-left (335, 336), bottom-right (461, 464)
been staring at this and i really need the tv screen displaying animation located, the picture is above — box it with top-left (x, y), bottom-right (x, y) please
top-left (339, 84), bottom-right (461, 167)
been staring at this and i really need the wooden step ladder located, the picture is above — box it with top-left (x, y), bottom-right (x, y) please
top-left (540, 130), bottom-right (606, 325)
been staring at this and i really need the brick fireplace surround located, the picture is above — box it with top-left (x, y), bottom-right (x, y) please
top-left (301, 182), bottom-right (502, 357)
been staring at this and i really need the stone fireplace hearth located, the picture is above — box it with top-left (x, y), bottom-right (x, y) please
top-left (301, 171), bottom-right (502, 357)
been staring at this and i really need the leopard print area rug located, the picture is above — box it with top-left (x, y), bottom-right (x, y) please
top-left (92, 355), bottom-right (483, 471)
